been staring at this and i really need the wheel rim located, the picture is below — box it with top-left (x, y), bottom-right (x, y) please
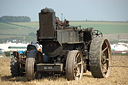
top-left (73, 52), bottom-right (83, 80)
top-left (101, 40), bottom-right (111, 77)
top-left (66, 50), bottom-right (83, 80)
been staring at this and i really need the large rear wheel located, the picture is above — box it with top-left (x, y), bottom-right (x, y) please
top-left (66, 50), bottom-right (84, 80)
top-left (89, 37), bottom-right (112, 78)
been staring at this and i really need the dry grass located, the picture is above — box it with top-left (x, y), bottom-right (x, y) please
top-left (0, 55), bottom-right (128, 85)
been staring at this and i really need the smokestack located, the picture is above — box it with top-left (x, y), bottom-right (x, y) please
top-left (61, 13), bottom-right (63, 22)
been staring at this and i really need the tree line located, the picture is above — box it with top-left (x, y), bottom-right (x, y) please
top-left (0, 16), bottom-right (31, 22)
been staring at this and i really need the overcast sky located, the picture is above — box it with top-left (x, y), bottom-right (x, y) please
top-left (0, 0), bottom-right (128, 21)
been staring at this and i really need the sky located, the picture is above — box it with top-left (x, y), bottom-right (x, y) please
top-left (0, 0), bottom-right (128, 21)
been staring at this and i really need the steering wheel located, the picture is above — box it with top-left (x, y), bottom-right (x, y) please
top-left (94, 30), bottom-right (103, 37)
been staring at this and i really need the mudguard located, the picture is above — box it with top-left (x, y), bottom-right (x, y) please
top-left (27, 45), bottom-right (37, 58)
top-left (27, 44), bottom-right (37, 51)
top-left (27, 50), bottom-right (37, 58)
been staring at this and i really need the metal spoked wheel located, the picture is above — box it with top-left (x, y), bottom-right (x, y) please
top-left (89, 37), bottom-right (112, 78)
top-left (101, 52), bottom-right (109, 75)
top-left (66, 50), bottom-right (83, 80)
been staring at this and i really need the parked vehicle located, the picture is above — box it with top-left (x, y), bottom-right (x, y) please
top-left (11, 8), bottom-right (112, 81)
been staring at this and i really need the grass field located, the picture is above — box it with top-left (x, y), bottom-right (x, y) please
top-left (0, 21), bottom-right (128, 34)
top-left (70, 21), bottom-right (128, 34)
top-left (0, 22), bottom-right (37, 42)
top-left (11, 21), bottom-right (128, 34)
top-left (0, 21), bottom-right (128, 42)
top-left (0, 55), bottom-right (128, 85)
top-left (0, 23), bottom-right (22, 29)
top-left (0, 22), bottom-right (36, 39)
top-left (13, 22), bottom-right (39, 29)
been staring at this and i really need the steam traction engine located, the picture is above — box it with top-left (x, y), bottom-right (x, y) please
top-left (13, 8), bottom-right (112, 80)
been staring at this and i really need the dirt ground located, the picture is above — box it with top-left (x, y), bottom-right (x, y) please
top-left (0, 55), bottom-right (128, 85)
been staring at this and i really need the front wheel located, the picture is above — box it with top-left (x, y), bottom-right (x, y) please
top-left (25, 58), bottom-right (35, 80)
top-left (66, 50), bottom-right (84, 80)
